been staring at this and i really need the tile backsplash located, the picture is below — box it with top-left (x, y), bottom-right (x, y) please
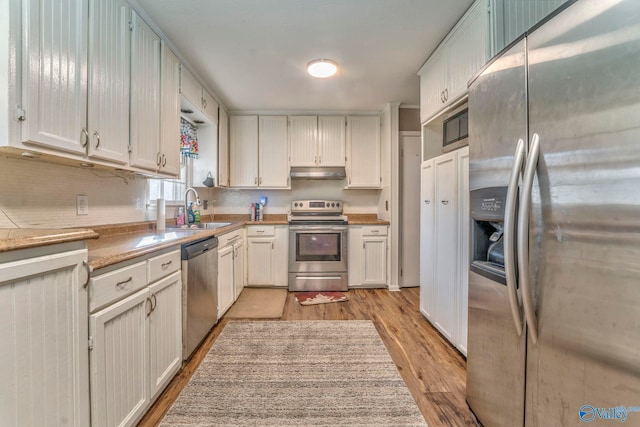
top-left (0, 156), bottom-right (149, 228)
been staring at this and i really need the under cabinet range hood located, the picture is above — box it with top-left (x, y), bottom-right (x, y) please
top-left (290, 166), bottom-right (346, 180)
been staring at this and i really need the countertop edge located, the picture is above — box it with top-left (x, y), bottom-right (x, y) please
top-left (0, 229), bottom-right (99, 253)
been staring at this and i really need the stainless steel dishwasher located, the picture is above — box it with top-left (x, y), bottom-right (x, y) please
top-left (181, 236), bottom-right (218, 361)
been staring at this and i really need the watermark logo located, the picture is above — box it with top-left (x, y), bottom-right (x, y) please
top-left (579, 405), bottom-right (640, 423)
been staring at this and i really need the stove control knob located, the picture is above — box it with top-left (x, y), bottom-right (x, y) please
top-left (294, 203), bottom-right (298, 207)
top-left (336, 202), bottom-right (340, 207)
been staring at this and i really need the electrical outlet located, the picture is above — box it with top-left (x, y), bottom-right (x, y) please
top-left (77, 195), bottom-right (89, 215)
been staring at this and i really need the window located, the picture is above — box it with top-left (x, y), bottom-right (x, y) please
top-left (147, 157), bottom-right (191, 205)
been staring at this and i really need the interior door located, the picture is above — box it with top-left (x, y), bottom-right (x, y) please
top-left (525, 2), bottom-right (640, 426)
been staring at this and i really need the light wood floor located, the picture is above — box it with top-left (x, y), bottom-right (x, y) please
top-left (138, 288), bottom-right (477, 427)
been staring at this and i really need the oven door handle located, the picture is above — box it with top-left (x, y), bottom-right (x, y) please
top-left (289, 226), bottom-right (347, 232)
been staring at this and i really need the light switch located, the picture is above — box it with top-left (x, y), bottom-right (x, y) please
top-left (77, 195), bottom-right (89, 215)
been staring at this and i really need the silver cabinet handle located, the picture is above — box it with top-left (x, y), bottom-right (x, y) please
top-left (318, 156), bottom-right (321, 164)
top-left (93, 131), bottom-right (101, 149)
top-left (254, 177), bottom-right (257, 185)
top-left (505, 138), bottom-right (526, 336)
top-left (82, 260), bottom-right (92, 289)
top-left (518, 133), bottom-right (540, 345)
top-left (228, 235), bottom-right (241, 242)
top-left (81, 128), bottom-right (89, 147)
top-left (161, 154), bottom-right (167, 167)
top-left (156, 152), bottom-right (162, 166)
top-left (371, 229), bottom-right (380, 234)
top-left (161, 260), bottom-right (172, 269)
top-left (116, 276), bottom-right (133, 288)
top-left (259, 177), bottom-right (262, 185)
top-left (441, 200), bottom-right (449, 205)
top-left (256, 230), bottom-right (265, 233)
top-left (444, 88), bottom-right (448, 101)
top-left (146, 297), bottom-right (153, 317)
top-left (202, 98), bottom-right (207, 109)
top-left (424, 200), bottom-right (430, 205)
top-left (151, 294), bottom-right (157, 311)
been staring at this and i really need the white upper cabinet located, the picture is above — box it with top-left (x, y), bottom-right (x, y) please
top-left (230, 115), bottom-right (289, 188)
top-left (87, 0), bottom-right (131, 164)
top-left (217, 107), bottom-right (230, 187)
top-left (259, 116), bottom-right (289, 188)
top-left (418, 0), bottom-right (487, 123)
top-left (158, 42), bottom-right (181, 176)
top-left (289, 116), bottom-right (317, 167)
top-left (318, 116), bottom-right (346, 166)
top-left (129, 11), bottom-right (161, 171)
top-left (346, 116), bottom-right (381, 188)
top-left (180, 67), bottom-right (218, 125)
top-left (21, 0), bottom-right (88, 155)
top-left (289, 115), bottom-right (345, 167)
top-left (229, 115), bottom-right (259, 187)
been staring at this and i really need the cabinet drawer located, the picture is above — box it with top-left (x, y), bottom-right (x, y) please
top-left (89, 261), bottom-right (148, 313)
top-left (218, 229), bottom-right (244, 248)
top-left (247, 225), bottom-right (275, 237)
top-left (147, 249), bottom-right (181, 283)
top-left (362, 225), bottom-right (388, 236)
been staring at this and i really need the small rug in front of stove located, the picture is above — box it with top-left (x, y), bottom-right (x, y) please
top-left (295, 291), bottom-right (349, 305)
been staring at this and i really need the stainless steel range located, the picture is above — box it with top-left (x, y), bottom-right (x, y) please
top-left (288, 200), bottom-right (348, 291)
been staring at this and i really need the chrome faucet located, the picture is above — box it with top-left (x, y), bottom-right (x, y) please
top-left (184, 187), bottom-right (201, 224)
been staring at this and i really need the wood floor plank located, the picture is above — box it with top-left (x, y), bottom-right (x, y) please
top-left (137, 288), bottom-right (476, 427)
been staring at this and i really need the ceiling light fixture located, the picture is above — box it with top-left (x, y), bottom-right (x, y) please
top-left (307, 59), bottom-right (338, 78)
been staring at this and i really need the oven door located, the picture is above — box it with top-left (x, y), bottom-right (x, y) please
top-left (288, 225), bottom-right (348, 273)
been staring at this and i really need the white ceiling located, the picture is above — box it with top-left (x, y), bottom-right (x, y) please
top-left (136, 0), bottom-right (474, 112)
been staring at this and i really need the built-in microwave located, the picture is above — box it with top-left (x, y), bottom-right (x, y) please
top-left (442, 104), bottom-right (468, 153)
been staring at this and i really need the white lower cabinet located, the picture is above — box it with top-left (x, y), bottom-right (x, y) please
top-left (0, 243), bottom-right (90, 427)
top-left (217, 244), bottom-right (235, 317)
top-left (233, 239), bottom-right (245, 299)
top-left (246, 225), bottom-right (288, 287)
top-left (89, 249), bottom-right (182, 427)
top-left (419, 147), bottom-right (469, 355)
top-left (348, 225), bottom-right (388, 288)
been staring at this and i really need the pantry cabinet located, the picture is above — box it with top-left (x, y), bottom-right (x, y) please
top-left (289, 115), bottom-right (345, 167)
top-left (0, 243), bottom-right (90, 427)
top-left (230, 115), bottom-right (289, 188)
top-left (419, 147), bottom-right (469, 355)
top-left (418, 0), bottom-right (487, 123)
top-left (129, 11), bottom-right (161, 172)
top-left (89, 249), bottom-right (182, 427)
top-left (346, 116), bottom-right (381, 188)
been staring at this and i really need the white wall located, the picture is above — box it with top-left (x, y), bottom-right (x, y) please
top-left (208, 179), bottom-right (380, 215)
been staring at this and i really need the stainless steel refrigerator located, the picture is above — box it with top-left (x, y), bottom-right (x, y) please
top-left (466, 1), bottom-right (640, 426)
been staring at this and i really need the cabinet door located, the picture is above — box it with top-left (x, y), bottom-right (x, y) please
top-left (129, 12), bottom-right (161, 171)
top-left (289, 116), bottom-right (317, 166)
top-left (258, 116), bottom-right (289, 188)
top-left (87, 0), bottom-right (131, 164)
top-left (273, 226), bottom-right (289, 286)
top-left (419, 46), bottom-right (448, 124)
top-left (218, 108), bottom-right (230, 187)
top-left (362, 237), bottom-right (387, 286)
top-left (0, 248), bottom-right (89, 427)
top-left (217, 245), bottom-right (235, 318)
top-left (233, 240), bottom-right (245, 299)
top-left (419, 160), bottom-right (435, 320)
top-left (22, 0), bottom-right (87, 155)
top-left (201, 90), bottom-right (218, 124)
top-left (346, 116), bottom-right (381, 188)
top-left (447, 1), bottom-right (487, 105)
top-left (434, 152), bottom-right (458, 342)
top-left (318, 116), bottom-right (346, 166)
top-left (247, 238), bottom-right (274, 286)
top-left (229, 116), bottom-right (258, 187)
top-left (148, 271), bottom-right (182, 400)
top-left (179, 67), bottom-right (202, 110)
top-left (456, 147), bottom-right (469, 355)
top-left (90, 288), bottom-right (149, 427)
top-left (159, 43), bottom-right (181, 176)
top-left (348, 227), bottom-right (364, 287)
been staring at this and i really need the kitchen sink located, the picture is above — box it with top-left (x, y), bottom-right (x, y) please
top-left (170, 222), bottom-right (233, 230)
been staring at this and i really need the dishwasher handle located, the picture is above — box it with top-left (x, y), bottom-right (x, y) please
top-left (181, 237), bottom-right (219, 260)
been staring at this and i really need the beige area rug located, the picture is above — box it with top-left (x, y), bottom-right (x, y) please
top-left (160, 321), bottom-right (427, 426)
top-left (224, 288), bottom-right (287, 318)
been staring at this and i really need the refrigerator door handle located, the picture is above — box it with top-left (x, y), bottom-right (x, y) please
top-left (505, 138), bottom-right (526, 336)
top-left (518, 133), bottom-right (541, 344)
